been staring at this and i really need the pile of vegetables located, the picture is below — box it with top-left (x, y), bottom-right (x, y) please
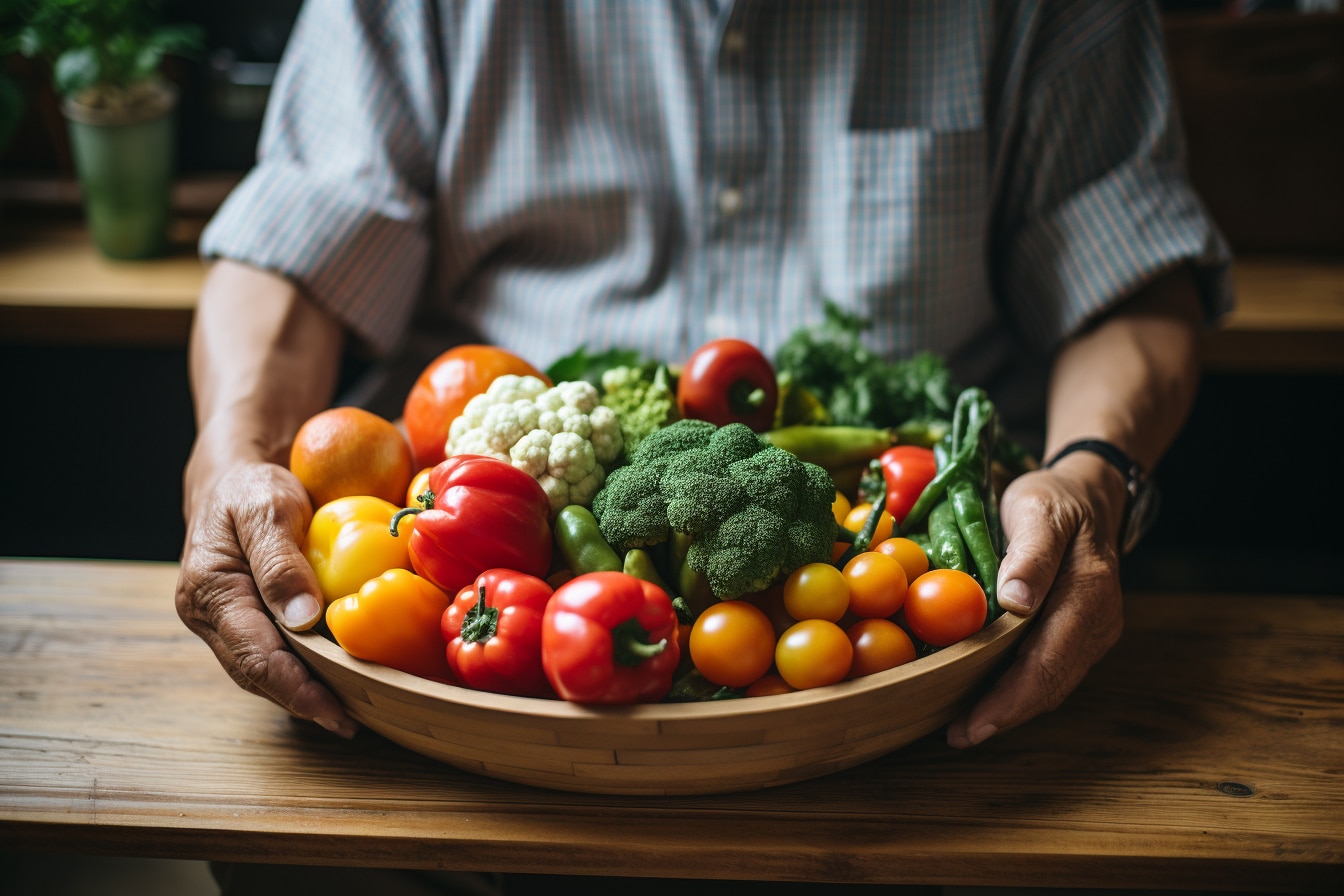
top-left (290, 305), bottom-right (1031, 706)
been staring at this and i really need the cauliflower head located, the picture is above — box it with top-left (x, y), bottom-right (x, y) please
top-left (445, 374), bottom-right (624, 515)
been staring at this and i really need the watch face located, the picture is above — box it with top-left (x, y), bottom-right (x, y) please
top-left (1121, 480), bottom-right (1162, 555)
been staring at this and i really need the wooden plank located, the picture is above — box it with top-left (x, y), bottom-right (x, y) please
top-left (0, 559), bottom-right (1340, 890)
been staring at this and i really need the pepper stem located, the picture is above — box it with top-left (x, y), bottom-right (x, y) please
top-left (610, 617), bottom-right (668, 667)
top-left (460, 585), bottom-right (499, 643)
top-left (389, 506), bottom-right (422, 536)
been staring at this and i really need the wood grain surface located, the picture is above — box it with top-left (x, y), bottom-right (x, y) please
top-left (1, 558), bottom-right (1341, 891)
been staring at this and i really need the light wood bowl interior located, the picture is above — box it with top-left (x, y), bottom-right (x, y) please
top-left (283, 609), bottom-right (1031, 796)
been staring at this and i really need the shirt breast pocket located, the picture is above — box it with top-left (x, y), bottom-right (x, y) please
top-left (844, 127), bottom-right (988, 293)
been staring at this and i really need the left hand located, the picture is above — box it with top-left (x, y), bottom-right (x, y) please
top-left (945, 454), bottom-right (1127, 748)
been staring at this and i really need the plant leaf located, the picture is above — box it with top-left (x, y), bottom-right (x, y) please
top-left (54, 47), bottom-right (101, 96)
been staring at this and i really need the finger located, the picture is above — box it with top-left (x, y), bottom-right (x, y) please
top-left (177, 466), bottom-right (357, 736)
top-left (993, 472), bottom-right (1078, 616)
top-left (947, 540), bottom-right (1122, 749)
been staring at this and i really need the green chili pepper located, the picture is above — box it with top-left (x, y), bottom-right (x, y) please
top-left (834, 472), bottom-right (888, 568)
top-left (554, 505), bottom-right (623, 575)
top-left (623, 547), bottom-right (674, 595)
top-left (948, 475), bottom-right (1000, 618)
top-left (927, 497), bottom-right (969, 573)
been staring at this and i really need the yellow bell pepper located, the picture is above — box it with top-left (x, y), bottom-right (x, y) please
top-left (325, 568), bottom-right (454, 682)
top-left (302, 495), bottom-right (413, 605)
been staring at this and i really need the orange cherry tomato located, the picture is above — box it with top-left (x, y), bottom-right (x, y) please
top-left (904, 568), bottom-right (988, 647)
top-left (841, 551), bottom-right (908, 619)
top-left (744, 672), bottom-right (797, 698)
top-left (689, 599), bottom-right (777, 688)
top-left (846, 617), bottom-right (917, 678)
top-left (873, 536), bottom-right (930, 582)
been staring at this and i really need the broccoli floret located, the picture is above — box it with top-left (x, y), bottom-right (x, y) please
top-left (591, 418), bottom-right (839, 598)
top-left (599, 364), bottom-right (681, 458)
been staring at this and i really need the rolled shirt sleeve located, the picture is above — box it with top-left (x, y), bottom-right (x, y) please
top-left (199, 0), bottom-right (445, 355)
top-left (993, 0), bottom-right (1234, 356)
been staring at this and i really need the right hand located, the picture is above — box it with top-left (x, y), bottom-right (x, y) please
top-left (175, 460), bottom-right (358, 737)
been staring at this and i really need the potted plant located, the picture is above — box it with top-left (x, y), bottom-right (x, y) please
top-left (15, 0), bottom-right (201, 259)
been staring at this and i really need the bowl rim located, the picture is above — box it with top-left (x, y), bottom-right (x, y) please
top-left (285, 606), bottom-right (1031, 720)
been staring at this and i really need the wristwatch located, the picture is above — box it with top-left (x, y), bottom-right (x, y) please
top-left (1045, 438), bottom-right (1161, 556)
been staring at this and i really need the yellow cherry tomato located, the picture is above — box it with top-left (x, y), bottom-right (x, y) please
top-left (783, 562), bottom-right (850, 622)
top-left (843, 503), bottom-right (895, 546)
top-left (831, 490), bottom-right (852, 527)
top-left (775, 619), bottom-right (853, 690)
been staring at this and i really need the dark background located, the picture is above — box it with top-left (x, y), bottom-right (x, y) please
top-left (1, 2), bottom-right (1340, 596)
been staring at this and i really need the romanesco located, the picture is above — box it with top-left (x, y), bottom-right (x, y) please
top-left (599, 364), bottom-right (680, 458)
top-left (445, 374), bottom-right (624, 515)
top-left (589, 418), bottom-right (838, 598)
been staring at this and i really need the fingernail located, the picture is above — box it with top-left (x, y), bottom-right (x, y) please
top-left (280, 593), bottom-right (323, 629)
top-left (998, 579), bottom-right (1035, 613)
top-left (314, 717), bottom-right (356, 739)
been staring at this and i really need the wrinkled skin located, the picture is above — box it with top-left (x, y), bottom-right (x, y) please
top-left (946, 457), bottom-right (1125, 748)
top-left (176, 462), bottom-right (356, 736)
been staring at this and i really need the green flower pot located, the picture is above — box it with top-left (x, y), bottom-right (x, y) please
top-left (63, 82), bottom-right (179, 260)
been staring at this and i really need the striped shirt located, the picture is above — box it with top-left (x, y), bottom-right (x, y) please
top-left (200, 0), bottom-right (1233, 436)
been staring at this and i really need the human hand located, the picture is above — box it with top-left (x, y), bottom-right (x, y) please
top-left (175, 461), bottom-right (358, 737)
top-left (945, 455), bottom-right (1127, 748)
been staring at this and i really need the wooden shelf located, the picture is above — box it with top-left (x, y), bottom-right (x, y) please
top-left (1, 217), bottom-right (1341, 370)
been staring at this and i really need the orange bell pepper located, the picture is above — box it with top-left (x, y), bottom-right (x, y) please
top-left (326, 568), bottom-right (455, 682)
top-left (302, 495), bottom-right (414, 605)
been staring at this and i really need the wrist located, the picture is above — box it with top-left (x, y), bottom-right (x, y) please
top-left (1045, 438), bottom-right (1160, 555)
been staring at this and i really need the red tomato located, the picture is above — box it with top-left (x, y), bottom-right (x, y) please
top-left (774, 619), bottom-right (853, 690)
top-left (903, 568), bottom-right (988, 647)
top-left (402, 345), bottom-right (550, 470)
top-left (677, 338), bottom-right (779, 432)
top-left (841, 551), bottom-right (908, 619)
top-left (846, 617), bottom-right (916, 678)
top-left (689, 600), bottom-right (777, 688)
top-left (879, 446), bottom-right (938, 525)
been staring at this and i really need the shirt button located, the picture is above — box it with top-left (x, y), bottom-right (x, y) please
top-left (717, 187), bottom-right (743, 217)
top-left (723, 29), bottom-right (746, 55)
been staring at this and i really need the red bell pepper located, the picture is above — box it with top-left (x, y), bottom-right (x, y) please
top-left (441, 568), bottom-right (556, 698)
top-left (879, 445), bottom-right (938, 526)
top-left (392, 454), bottom-right (553, 596)
top-left (540, 571), bottom-right (680, 704)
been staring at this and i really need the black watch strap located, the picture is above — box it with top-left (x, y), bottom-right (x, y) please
top-left (1045, 438), bottom-right (1145, 499)
top-left (1045, 438), bottom-right (1159, 555)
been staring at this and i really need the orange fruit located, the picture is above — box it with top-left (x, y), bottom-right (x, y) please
top-left (290, 407), bottom-right (415, 508)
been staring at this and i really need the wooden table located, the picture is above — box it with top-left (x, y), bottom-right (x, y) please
top-left (1, 559), bottom-right (1340, 891)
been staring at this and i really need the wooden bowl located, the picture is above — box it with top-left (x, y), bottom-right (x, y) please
top-left (282, 610), bottom-right (1031, 796)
